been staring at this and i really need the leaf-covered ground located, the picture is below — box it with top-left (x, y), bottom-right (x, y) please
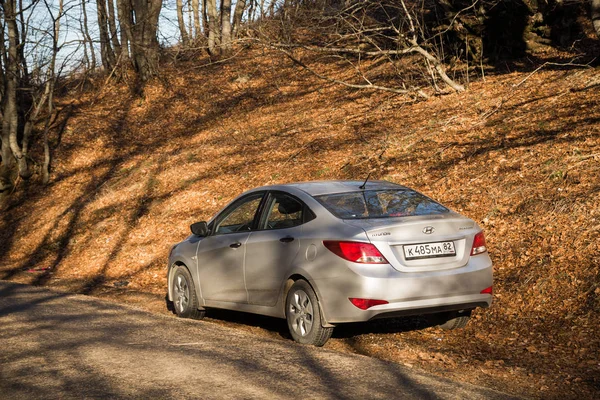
top-left (1, 44), bottom-right (599, 398)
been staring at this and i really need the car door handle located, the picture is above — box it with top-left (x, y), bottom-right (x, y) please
top-left (229, 242), bottom-right (242, 248)
top-left (279, 236), bottom-right (295, 243)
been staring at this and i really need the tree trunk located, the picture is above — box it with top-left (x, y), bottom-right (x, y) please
top-left (42, 0), bottom-right (63, 184)
top-left (81, 0), bottom-right (96, 70)
top-left (206, 0), bottom-right (219, 54)
top-left (176, 0), bottom-right (190, 45)
top-left (130, 0), bottom-right (162, 81)
top-left (221, 0), bottom-right (233, 52)
top-left (0, 1), bottom-right (13, 190)
top-left (117, 0), bottom-right (133, 61)
top-left (17, 0), bottom-right (28, 80)
top-left (192, 0), bottom-right (201, 40)
top-left (232, 0), bottom-right (247, 37)
top-left (202, 0), bottom-right (209, 37)
top-left (3, 0), bottom-right (27, 179)
top-left (593, 0), bottom-right (600, 38)
top-left (268, 0), bottom-right (276, 17)
top-left (249, 0), bottom-right (256, 22)
top-left (260, 0), bottom-right (266, 19)
top-left (106, 0), bottom-right (122, 57)
top-left (97, 0), bottom-right (116, 70)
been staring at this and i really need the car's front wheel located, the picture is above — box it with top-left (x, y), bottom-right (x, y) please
top-left (285, 280), bottom-right (333, 346)
top-left (171, 265), bottom-right (205, 319)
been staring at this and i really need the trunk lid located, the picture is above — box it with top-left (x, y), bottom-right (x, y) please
top-left (343, 213), bottom-right (481, 272)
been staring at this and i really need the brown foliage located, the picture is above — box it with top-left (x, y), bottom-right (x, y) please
top-left (1, 44), bottom-right (599, 398)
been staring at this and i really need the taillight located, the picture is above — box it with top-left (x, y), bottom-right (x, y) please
top-left (349, 298), bottom-right (389, 310)
top-left (480, 286), bottom-right (493, 295)
top-left (323, 241), bottom-right (388, 264)
top-left (470, 232), bottom-right (487, 256)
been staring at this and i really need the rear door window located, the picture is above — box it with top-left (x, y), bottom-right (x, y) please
top-left (260, 193), bottom-right (313, 230)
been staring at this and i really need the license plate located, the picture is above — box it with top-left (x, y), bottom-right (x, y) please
top-left (403, 241), bottom-right (456, 260)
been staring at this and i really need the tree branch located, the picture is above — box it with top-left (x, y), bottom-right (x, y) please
top-left (269, 44), bottom-right (429, 99)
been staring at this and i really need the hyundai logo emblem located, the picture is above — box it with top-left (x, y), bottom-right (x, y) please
top-left (423, 226), bottom-right (435, 234)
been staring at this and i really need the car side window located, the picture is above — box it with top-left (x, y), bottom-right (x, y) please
top-left (263, 194), bottom-right (305, 230)
top-left (214, 194), bottom-right (263, 235)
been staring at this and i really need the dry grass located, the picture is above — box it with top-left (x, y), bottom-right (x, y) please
top-left (1, 45), bottom-right (599, 398)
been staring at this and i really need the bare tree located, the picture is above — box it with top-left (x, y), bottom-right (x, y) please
top-left (593, 0), bottom-right (600, 38)
top-left (106, 0), bottom-right (121, 57)
top-left (206, 0), bottom-right (219, 54)
top-left (80, 0), bottom-right (96, 70)
top-left (117, 0), bottom-right (132, 60)
top-left (97, 0), bottom-right (116, 70)
top-left (221, 0), bottom-right (233, 51)
top-left (113, 0), bottom-right (161, 80)
top-left (232, 0), bottom-right (248, 37)
top-left (177, 0), bottom-right (190, 45)
top-left (1, 0), bottom-right (29, 178)
top-left (192, 0), bottom-right (201, 40)
top-left (202, 0), bottom-right (249, 54)
top-left (0, 0), bottom-right (66, 190)
top-left (202, 0), bottom-right (209, 37)
top-left (1, 0), bottom-right (25, 180)
top-left (40, 0), bottom-right (64, 183)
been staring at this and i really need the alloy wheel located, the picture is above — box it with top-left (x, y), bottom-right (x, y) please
top-left (289, 289), bottom-right (314, 337)
top-left (174, 274), bottom-right (189, 313)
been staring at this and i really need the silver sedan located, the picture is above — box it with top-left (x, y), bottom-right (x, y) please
top-left (167, 180), bottom-right (493, 346)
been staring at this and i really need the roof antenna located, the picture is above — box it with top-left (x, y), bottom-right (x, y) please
top-left (359, 172), bottom-right (371, 190)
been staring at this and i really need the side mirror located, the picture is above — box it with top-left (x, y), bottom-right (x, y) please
top-left (190, 221), bottom-right (209, 237)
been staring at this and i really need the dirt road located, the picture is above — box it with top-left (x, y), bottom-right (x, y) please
top-left (0, 281), bottom-right (517, 399)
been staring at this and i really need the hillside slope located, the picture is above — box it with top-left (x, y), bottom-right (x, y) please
top-left (1, 47), bottom-right (599, 398)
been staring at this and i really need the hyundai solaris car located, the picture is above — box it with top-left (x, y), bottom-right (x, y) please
top-left (167, 180), bottom-right (492, 346)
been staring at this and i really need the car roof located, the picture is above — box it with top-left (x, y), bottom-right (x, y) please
top-left (258, 180), bottom-right (406, 196)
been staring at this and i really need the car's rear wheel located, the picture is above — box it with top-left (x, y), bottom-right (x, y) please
top-left (438, 310), bottom-right (471, 330)
top-left (285, 280), bottom-right (333, 346)
top-left (172, 265), bottom-right (205, 319)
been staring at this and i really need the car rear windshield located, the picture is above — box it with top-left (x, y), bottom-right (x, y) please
top-left (314, 189), bottom-right (449, 219)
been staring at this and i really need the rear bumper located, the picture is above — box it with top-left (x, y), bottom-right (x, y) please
top-left (313, 255), bottom-right (493, 324)
top-left (368, 299), bottom-right (490, 321)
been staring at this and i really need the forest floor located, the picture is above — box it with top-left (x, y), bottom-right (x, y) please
top-left (1, 39), bottom-right (599, 399)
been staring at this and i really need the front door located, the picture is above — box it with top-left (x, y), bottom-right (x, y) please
top-left (196, 192), bottom-right (264, 303)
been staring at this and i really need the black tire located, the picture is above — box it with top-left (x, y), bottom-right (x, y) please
top-left (438, 310), bottom-right (471, 330)
top-left (285, 280), bottom-right (333, 346)
top-left (439, 316), bottom-right (470, 330)
top-left (171, 265), bottom-right (205, 319)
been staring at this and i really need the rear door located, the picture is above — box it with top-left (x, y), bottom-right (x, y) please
top-left (244, 192), bottom-right (307, 306)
